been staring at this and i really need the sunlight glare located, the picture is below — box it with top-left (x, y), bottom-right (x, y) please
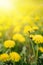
top-left (0, 0), bottom-right (13, 10)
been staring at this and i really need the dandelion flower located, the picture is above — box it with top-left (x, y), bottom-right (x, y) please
top-left (39, 47), bottom-right (43, 53)
top-left (32, 35), bottom-right (43, 44)
top-left (10, 52), bottom-right (21, 62)
top-left (13, 33), bottom-right (25, 42)
top-left (0, 53), bottom-right (9, 62)
top-left (23, 26), bottom-right (33, 34)
top-left (4, 40), bottom-right (15, 48)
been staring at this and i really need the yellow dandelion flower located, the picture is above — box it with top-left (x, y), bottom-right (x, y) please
top-left (32, 35), bottom-right (43, 44)
top-left (10, 52), bottom-right (21, 62)
top-left (13, 33), bottom-right (25, 42)
top-left (39, 47), bottom-right (43, 53)
top-left (23, 26), bottom-right (33, 34)
top-left (4, 40), bottom-right (15, 48)
top-left (0, 53), bottom-right (9, 62)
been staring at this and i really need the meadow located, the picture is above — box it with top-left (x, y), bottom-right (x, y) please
top-left (0, 0), bottom-right (43, 65)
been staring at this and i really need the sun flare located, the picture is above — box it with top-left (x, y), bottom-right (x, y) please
top-left (0, 0), bottom-right (43, 25)
top-left (0, 0), bottom-right (13, 10)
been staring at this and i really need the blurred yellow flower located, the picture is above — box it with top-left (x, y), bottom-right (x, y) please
top-left (39, 47), bottom-right (43, 52)
top-left (23, 25), bottom-right (33, 34)
top-left (32, 26), bottom-right (39, 31)
top-left (32, 35), bottom-right (43, 44)
top-left (10, 52), bottom-right (21, 62)
top-left (13, 25), bottom-right (21, 33)
top-left (13, 33), bottom-right (25, 42)
top-left (0, 53), bottom-right (9, 62)
top-left (4, 40), bottom-right (15, 48)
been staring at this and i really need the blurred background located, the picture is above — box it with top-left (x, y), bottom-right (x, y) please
top-left (0, 0), bottom-right (43, 26)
